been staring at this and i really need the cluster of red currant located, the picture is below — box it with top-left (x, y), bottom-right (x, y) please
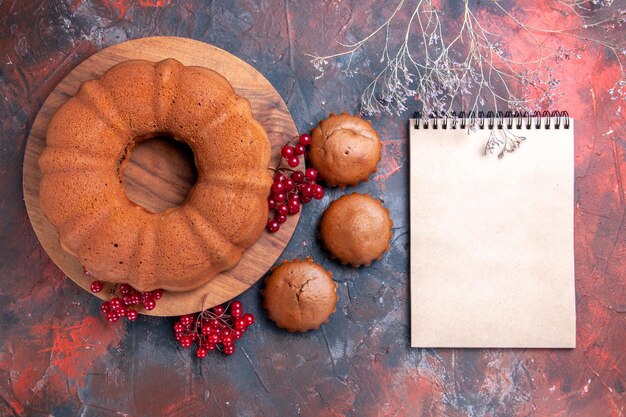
top-left (90, 279), bottom-right (163, 322)
top-left (266, 133), bottom-right (324, 233)
top-left (173, 301), bottom-right (255, 357)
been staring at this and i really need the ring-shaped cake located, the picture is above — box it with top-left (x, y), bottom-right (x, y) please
top-left (38, 58), bottom-right (272, 292)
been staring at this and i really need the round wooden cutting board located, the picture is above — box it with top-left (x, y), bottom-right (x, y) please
top-left (23, 37), bottom-right (301, 316)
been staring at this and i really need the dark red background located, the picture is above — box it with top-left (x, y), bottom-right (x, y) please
top-left (1, 1), bottom-right (625, 416)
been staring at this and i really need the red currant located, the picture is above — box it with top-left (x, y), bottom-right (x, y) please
top-left (90, 280), bottom-right (104, 293)
top-left (299, 133), bottom-right (312, 145)
top-left (179, 336), bottom-right (193, 348)
top-left (287, 198), bottom-right (300, 214)
top-left (143, 297), bottom-right (156, 310)
top-left (172, 300), bottom-right (254, 359)
top-left (271, 181), bottom-right (285, 194)
top-left (274, 192), bottom-right (286, 203)
top-left (305, 168), bottom-right (318, 182)
top-left (283, 178), bottom-right (295, 192)
top-left (109, 298), bottom-right (122, 310)
top-left (106, 311), bottom-right (119, 323)
top-left (287, 156), bottom-right (299, 168)
top-left (116, 307), bottom-right (128, 318)
top-left (302, 184), bottom-right (314, 197)
top-left (268, 197), bottom-right (276, 210)
top-left (181, 315), bottom-right (195, 326)
top-left (313, 184), bottom-right (324, 200)
top-left (231, 307), bottom-right (242, 318)
top-left (234, 318), bottom-right (247, 330)
top-left (266, 220), bottom-right (280, 233)
top-left (291, 170), bottom-right (305, 183)
top-left (281, 145), bottom-right (295, 158)
top-left (152, 289), bottom-right (163, 300)
top-left (277, 204), bottom-right (289, 217)
top-left (119, 284), bottom-right (131, 295)
top-left (100, 302), bottom-right (111, 314)
top-left (243, 313), bottom-right (255, 326)
top-left (294, 143), bottom-right (306, 156)
top-left (276, 214), bottom-right (287, 224)
top-left (274, 172), bottom-right (286, 183)
top-left (299, 194), bottom-right (312, 204)
top-left (126, 309), bottom-right (138, 321)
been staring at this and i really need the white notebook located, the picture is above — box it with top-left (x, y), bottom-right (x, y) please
top-left (409, 113), bottom-right (575, 348)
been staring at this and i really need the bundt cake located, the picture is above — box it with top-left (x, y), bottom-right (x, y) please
top-left (39, 58), bottom-right (273, 292)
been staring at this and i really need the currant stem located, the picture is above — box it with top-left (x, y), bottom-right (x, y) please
top-left (269, 166), bottom-right (299, 174)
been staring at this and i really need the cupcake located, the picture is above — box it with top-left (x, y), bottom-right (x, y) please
top-left (308, 112), bottom-right (381, 188)
top-left (262, 258), bottom-right (338, 332)
top-left (319, 193), bottom-right (393, 267)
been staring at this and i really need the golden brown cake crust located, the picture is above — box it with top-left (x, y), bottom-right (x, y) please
top-left (308, 112), bottom-right (381, 188)
top-left (38, 58), bottom-right (272, 292)
top-left (262, 258), bottom-right (338, 332)
top-left (319, 193), bottom-right (393, 267)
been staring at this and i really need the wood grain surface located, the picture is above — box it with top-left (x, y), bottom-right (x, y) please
top-left (22, 36), bottom-right (300, 316)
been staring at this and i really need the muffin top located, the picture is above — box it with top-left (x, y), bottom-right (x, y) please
top-left (262, 258), bottom-right (338, 332)
top-left (308, 112), bottom-right (381, 188)
top-left (319, 193), bottom-right (393, 267)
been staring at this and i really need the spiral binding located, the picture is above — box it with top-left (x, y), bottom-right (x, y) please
top-left (412, 110), bottom-right (570, 130)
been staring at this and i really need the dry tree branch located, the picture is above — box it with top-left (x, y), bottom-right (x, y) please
top-left (307, 0), bottom-right (625, 117)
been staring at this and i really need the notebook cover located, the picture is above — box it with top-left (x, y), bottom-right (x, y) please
top-left (409, 120), bottom-right (576, 348)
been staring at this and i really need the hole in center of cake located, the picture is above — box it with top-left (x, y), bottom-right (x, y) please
top-left (121, 134), bottom-right (198, 213)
